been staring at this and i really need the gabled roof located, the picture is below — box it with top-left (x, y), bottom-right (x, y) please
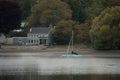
top-left (29, 27), bottom-right (50, 34)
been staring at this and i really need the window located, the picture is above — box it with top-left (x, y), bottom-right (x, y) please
top-left (31, 40), bottom-right (33, 43)
top-left (29, 40), bottom-right (30, 43)
top-left (39, 39), bottom-right (42, 44)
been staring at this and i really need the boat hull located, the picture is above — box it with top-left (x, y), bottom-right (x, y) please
top-left (62, 54), bottom-right (81, 58)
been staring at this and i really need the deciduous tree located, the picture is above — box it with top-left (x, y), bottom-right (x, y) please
top-left (90, 6), bottom-right (120, 49)
top-left (28, 0), bottom-right (72, 27)
top-left (53, 20), bottom-right (75, 44)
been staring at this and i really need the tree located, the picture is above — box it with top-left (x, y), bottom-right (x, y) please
top-left (62, 0), bottom-right (120, 23)
top-left (9, 27), bottom-right (29, 37)
top-left (0, 0), bottom-right (21, 34)
top-left (19, 0), bottom-right (36, 20)
top-left (53, 20), bottom-right (75, 44)
top-left (53, 20), bottom-right (91, 45)
top-left (75, 23), bottom-right (91, 44)
top-left (90, 6), bottom-right (120, 49)
top-left (85, 0), bottom-right (120, 23)
top-left (62, 0), bottom-right (90, 23)
top-left (28, 0), bottom-right (72, 27)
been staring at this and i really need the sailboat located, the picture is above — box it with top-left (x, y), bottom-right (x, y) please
top-left (62, 26), bottom-right (81, 58)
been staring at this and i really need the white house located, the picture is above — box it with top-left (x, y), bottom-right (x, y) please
top-left (12, 27), bottom-right (52, 46)
top-left (26, 27), bottom-right (52, 45)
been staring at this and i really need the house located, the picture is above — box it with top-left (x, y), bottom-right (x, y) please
top-left (12, 27), bottom-right (52, 46)
top-left (27, 27), bottom-right (52, 45)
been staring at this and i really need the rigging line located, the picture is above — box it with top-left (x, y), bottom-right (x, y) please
top-left (72, 30), bottom-right (74, 52)
top-left (67, 31), bottom-right (73, 54)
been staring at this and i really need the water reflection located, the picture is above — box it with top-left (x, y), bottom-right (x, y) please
top-left (0, 73), bottom-right (120, 80)
top-left (0, 52), bottom-right (120, 80)
top-left (0, 57), bottom-right (120, 74)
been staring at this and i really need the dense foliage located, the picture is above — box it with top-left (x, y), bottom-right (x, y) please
top-left (19, 0), bottom-right (36, 20)
top-left (28, 0), bottom-right (72, 27)
top-left (53, 20), bottom-right (75, 44)
top-left (90, 6), bottom-right (120, 49)
top-left (53, 20), bottom-right (91, 45)
top-left (1, 0), bottom-right (120, 49)
top-left (0, 0), bottom-right (21, 34)
top-left (75, 23), bottom-right (91, 44)
top-left (61, 0), bottom-right (90, 23)
top-left (62, 0), bottom-right (120, 23)
top-left (86, 0), bottom-right (120, 23)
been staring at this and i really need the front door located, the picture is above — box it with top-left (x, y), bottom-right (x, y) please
top-left (39, 39), bottom-right (42, 44)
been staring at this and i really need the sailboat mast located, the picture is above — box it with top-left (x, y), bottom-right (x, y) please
top-left (67, 25), bottom-right (75, 54)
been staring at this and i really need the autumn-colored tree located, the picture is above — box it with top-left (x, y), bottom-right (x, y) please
top-left (28, 0), bottom-right (72, 27)
top-left (90, 6), bottom-right (120, 49)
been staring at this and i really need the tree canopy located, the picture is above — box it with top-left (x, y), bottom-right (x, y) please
top-left (0, 0), bottom-right (21, 34)
top-left (28, 0), bottom-right (72, 27)
top-left (85, 0), bottom-right (120, 23)
top-left (90, 6), bottom-right (120, 49)
top-left (19, 0), bottom-right (36, 20)
top-left (53, 20), bottom-right (91, 45)
top-left (53, 20), bottom-right (75, 44)
top-left (1, 0), bottom-right (119, 49)
top-left (62, 0), bottom-right (90, 23)
top-left (62, 0), bottom-right (120, 23)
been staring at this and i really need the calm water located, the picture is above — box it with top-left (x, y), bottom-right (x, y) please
top-left (0, 52), bottom-right (120, 80)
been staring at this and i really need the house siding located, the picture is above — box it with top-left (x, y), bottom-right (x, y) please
top-left (13, 37), bottom-right (27, 45)
top-left (11, 27), bottom-right (52, 46)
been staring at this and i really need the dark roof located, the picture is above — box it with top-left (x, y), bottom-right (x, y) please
top-left (29, 27), bottom-right (50, 34)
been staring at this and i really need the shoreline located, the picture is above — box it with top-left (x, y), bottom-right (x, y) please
top-left (0, 45), bottom-right (120, 54)
top-left (0, 45), bottom-right (66, 52)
